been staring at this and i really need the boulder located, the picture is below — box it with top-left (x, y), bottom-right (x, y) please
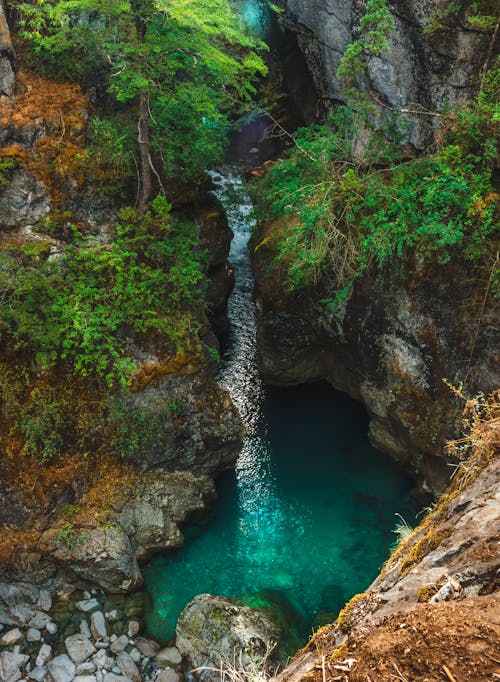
top-left (90, 612), bottom-right (107, 640)
top-left (176, 594), bottom-right (280, 681)
top-left (115, 652), bottom-right (140, 682)
top-left (155, 647), bottom-right (182, 668)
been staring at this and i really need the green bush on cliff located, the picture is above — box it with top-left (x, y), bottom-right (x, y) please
top-left (251, 68), bottom-right (499, 302)
top-left (0, 197), bottom-right (207, 388)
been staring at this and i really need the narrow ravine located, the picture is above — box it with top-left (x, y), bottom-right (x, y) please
top-left (142, 171), bottom-right (419, 646)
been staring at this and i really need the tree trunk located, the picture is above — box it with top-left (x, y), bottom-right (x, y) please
top-left (0, 0), bottom-right (16, 96)
top-left (137, 91), bottom-right (152, 213)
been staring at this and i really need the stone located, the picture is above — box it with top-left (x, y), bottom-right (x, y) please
top-left (65, 634), bottom-right (96, 664)
top-left (115, 653), bottom-right (139, 682)
top-left (128, 649), bottom-right (141, 663)
top-left (28, 667), bottom-right (47, 682)
top-left (109, 636), bottom-right (128, 654)
top-left (134, 637), bottom-right (159, 658)
top-left (0, 652), bottom-right (29, 682)
top-left (126, 622), bottom-right (140, 638)
top-left (46, 622), bottom-right (58, 635)
top-left (176, 594), bottom-right (280, 682)
top-left (153, 671), bottom-right (181, 682)
top-left (90, 612), bottom-right (107, 640)
top-left (105, 611), bottom-right (120, 623)
top-left (155, 647), bottom-right (182, 668)
top-left (36, 644), bottom-right (52, 667)
top-left (75, 600), bottom-right (100, 613)
top-left (47, 655), bottom-right (76, 682)
top-left (27, 628), bottom-right (42, 643)
top-left (95, 643), bottom-right (109, 650)
top-left (38, 591), bottom-right (52, 613)
top-left (95, 673), bottom-right (103, 682)
top-left (80, 620), bottom-right (92, 639)
top-left (103, 675), bottom-right (131, 682)
top-left (76, 663), bottom-right (96, 675)
top-left (92, 651), bottom-right (113, 671)
top-left (0, 627), bottom-right (23, 645)
top-left (29, 612), bottom-right (52, 630)
top-left (74, 677), bottom-right (97, 682)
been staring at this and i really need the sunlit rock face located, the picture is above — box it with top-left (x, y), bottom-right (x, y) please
top-left (278, 0), bottom-right (492, 148)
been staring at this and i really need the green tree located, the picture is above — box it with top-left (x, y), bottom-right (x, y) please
top-left (16, 0), bottom-right (267, 210)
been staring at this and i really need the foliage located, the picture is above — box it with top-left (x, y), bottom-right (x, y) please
top-left (251, 72), bottom-right (499, 303)
top-left (17, 0), bottom-right (268, 183)
top-left (424, 0), bottom-right (499, 34)
top-left (0, 197), bottom-right (207, 388)
top-left (85, 116), bottom-right (135, 196)
top-left (336, 0), bottom-right (394, 110)
top-left (0, 155), bottom-right (18, 191)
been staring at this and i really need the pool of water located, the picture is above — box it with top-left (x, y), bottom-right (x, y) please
top-left (142, 170), bottom-right (419, 646)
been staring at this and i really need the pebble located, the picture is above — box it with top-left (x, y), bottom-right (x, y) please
top-left (105, 610), bottom-right (120, 623)
top-left (95, 642), bottom-right (110, 649)
top-left (116, 652), bottom-right (139, 681)
top-left (29, 611), bottom-right (52, 630)
top-left (74, 676), bottom-right (97, 682)
top-left (96, 672), bottom-right (103, 682)
top-left (77, 662), bottom-right (97, 674)
top-left (154, 670), bottom-right (182, 682)
top-left (128, 649), bottom-right (141, 663)
top-left (47, 654), bottom-right (76, 682)
top-left (91, 612), bottom-right (107, 640)
top-left (80, 620), bottom-right (92, 639)
top-left (27, 628), bottom-right (42, 643)
top-left (0, 651), bottom-right (29, 682)
top-left (65, 633), bottom-right (96, 663)
top-left (46, 621), bottom-right (58, 635)
top-left (76, 599), bottom-right (100, 613)
top-left (126, 621), bottom-right (140, 638)
top-left (156, 646), bottom-right (182, 668)
top-left (134, 637), bottom-right (159, 657)
top-left (28, 666), bottom-right (48, 682)
top-left (38, 591), bottom-right (52, 613)
top-left (103, 674), bottom-right (132, 682)
top-left (35, 643), bottom-right (52, 667)
top-left (0, 627), bottom-right (23, 646)
top-left (109, 635), bottom-right (128, 653)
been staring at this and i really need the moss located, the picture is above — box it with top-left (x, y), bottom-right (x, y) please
top-left (416, 585), bottom-right (438, 602)
top-left (336, 592), bottom-right (366, 633)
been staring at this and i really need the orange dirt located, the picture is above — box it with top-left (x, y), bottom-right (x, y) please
top-left (307, 596), bottom-right (500, 682)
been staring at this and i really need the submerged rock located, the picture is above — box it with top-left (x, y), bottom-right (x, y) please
top-left (176, 594), bottom-right (280, 681)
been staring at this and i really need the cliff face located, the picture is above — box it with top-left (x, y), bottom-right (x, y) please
top-left (0, 67), bottom-right (243, 592)
top-left (279, 0), bottom-right (495, 148)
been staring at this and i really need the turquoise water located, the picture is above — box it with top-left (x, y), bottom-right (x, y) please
top-left (142, 171), bottom-right (418, 645)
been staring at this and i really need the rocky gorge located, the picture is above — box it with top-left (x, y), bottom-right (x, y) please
top-left (0, 1), bottom-right (499, 681)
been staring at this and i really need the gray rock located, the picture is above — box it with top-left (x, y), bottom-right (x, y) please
top-left (91, 651), bottom-right (113, 671)
top-left (176, 594), bottom-right (280, 682)
top-left (0, 169), bottom-right (50, 229)
top-left (37, 591), bottom-right (52, 613)
top-left (75, 600), bottom-right (100, 613)
top-left (76, 663), bottom-right (96, 675)
top-left (134, 637), bottom-right (159, 658)
top-left (104, 611), bottom-right (120, 623)
top-left (27, 628), bottom-right (42, 643)
top-left (0, 652), bottom-right (29, 682)
top-left (29, 612), bottom-right (52, 630)
top-left (80, 620), bottom-right (92, 639)
top-left (103, 675), bottom-right (131, 682)
top-left (46, 622), bottom-right (57, 635)
top-left (74, 677), bottom-right (97, 682)
top-left (109, 636), bottom-right (128, 654)
top-left (155, 647), bottom-right (182, 668)
top-left (47, 655), bottom-right (76, 682)
top-left (153, 671), bottom-right (181, 682)
top-left (95, 673), bottom-right (103, 682)
top-left (94, 643), bottom-right (109, 650)
top-left (0, 627), bottom-right (23, 645)
top-left (35, 644), bottom-right (52, 667)
top-left (65, 634), bottom-right (96, 664)
top-left (128, 649), bottom-right (141, 663)
top-left (28, 667), bottom-right (47, 682)
top-left (115, 653), bottom-right (139, 682)
top-left (90, 612), bottom-right (107, 640)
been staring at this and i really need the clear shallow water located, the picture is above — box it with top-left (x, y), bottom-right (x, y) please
top-left (142, 171), bottom-right (418, 645)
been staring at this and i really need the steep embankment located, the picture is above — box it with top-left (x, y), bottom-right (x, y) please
top-left (0, 65), bottom-right (242, 591)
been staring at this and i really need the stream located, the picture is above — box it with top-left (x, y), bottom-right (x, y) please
top-left (142, 171), bottom-right (419, 647)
